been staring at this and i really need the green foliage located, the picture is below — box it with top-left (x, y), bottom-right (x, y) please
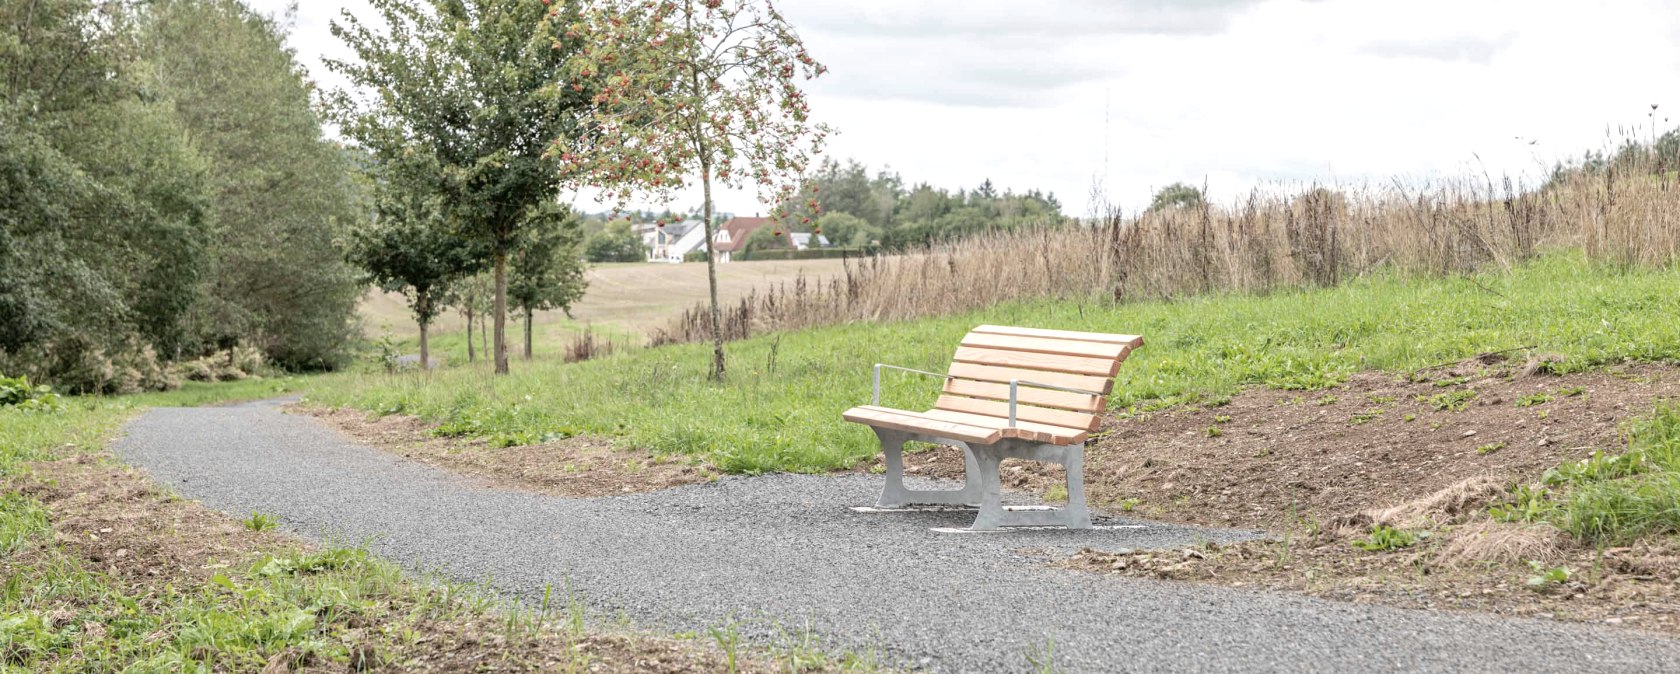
top-left (1525, 561), bottom-right (1571, 591)
top-left (1516, 392), bottom-right (1554, 407)
top-left (329, 0), bottom-right (586, 374)
top-left (509, 204), bottom-right (589, 357)
top-left (1425, 389), bottom-right (1478, 412)
top-left (1487, 405), bottom-right (1680, 545)
top-left (1351, 525), bottom-right (1424, 551)
top-left (307, 254), bottom-right (1680, 474)
top-left (1148, 182), bottom-right (1206, 212)
top-left (777, 159), bottom-right (1065, 250)
top-left (144, 0), bottom-right (364, 371)
top-left (242, 512), bottom-right (280, 532)
top-left (0, 375), bottom-right (62, 412)
top-left (346, 148), bottom-right (484, 352)
top-left (1489, 485), bottom-right (1558, 523)
top-left (584, 220), bottom-right (648, 263)
top-left (0, 0), bottom-right (361, 389)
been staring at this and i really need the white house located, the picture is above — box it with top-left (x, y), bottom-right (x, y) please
top-left (641, 219), bottom-right (708, 263)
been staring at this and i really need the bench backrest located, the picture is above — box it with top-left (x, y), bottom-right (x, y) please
top-left (936, 325), bottom-right (1143, 432)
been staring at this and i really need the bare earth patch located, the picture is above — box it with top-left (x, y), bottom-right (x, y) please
top-left (293, 405), bottom-right (718, 497)
top-left (873, 360), bottom-right (1680, 634)
top-left (5, 451), bottom-right (841, 673)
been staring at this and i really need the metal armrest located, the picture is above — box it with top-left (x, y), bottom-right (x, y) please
top-left (872, 363), bottom-right (951, 405)
top-left (1007, 379), bottom-right (1105, 427)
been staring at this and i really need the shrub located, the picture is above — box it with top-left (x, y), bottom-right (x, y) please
top-left (0, 374), bottom-right (61, 412)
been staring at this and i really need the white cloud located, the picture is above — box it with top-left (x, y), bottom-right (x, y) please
top-left (251, 0), bottom-right (1680, 217)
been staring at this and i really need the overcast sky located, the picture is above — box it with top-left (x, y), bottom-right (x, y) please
top-left (253, 0), bottom-right (1680, 217)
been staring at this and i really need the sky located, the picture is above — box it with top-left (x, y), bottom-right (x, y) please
top-left (252, 0), bottom-right (1680, 217)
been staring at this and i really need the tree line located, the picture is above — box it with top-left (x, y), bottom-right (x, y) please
top-left (774, 158), bottom-right (1068, 250)
top-left (1, 0), bottom-right (362, 392)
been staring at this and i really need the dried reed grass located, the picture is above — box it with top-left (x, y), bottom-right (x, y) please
top-left (650, 156), bottom-right (1680, 347)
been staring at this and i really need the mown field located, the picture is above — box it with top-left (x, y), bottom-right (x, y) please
top-left (309, 253), bottom-right (1680, 474)
top-left (359, 258), bottom-right (850, 361)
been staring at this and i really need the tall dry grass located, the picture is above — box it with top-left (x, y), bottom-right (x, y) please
top-left (650, 156), bottom-right (1680, 347)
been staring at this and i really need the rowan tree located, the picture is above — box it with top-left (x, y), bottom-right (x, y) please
top-left (549, 0), bottom-right (831, 380)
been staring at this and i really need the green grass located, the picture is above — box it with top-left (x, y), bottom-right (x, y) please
top-left (1486, 403), bottom-right (1680, 545)
top-left (305, 254), bottom-right (1680, 474)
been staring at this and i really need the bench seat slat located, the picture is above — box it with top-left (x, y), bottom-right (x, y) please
top-left (959, 333), bottom-right (1131, 360)
top-left (934, 395), bottom-right (1100, 432)
top-left (945, 362), bottom-right (1114, 394)
top-left (952, 346), bottom-right (1120, 377)
top-left (919, 409), bottom-right (1089, 445)
top-left (942, 379), bottom-right (1106, 413)
top-left (842, 405), bottom-right (1002, 444)
top-left (973, 324), bottom-right (1144, 348)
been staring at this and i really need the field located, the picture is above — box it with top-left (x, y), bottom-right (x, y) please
top-left (359, 259), bottom-right (850, 359)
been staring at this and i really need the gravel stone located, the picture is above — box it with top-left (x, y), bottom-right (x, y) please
top-left (114, 398), bottom-right (1680, 673)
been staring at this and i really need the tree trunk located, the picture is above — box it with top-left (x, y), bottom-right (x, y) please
top-left (417, 288), bottom-right (431, 370)
top-left (464, 308), bottom-right (475, 363)
top-left (700, 163), bottom-right (725, 381)
top-left (493, 251), bottom-right (509, 375)
top-left (524, 307), bottom-right (534, 360)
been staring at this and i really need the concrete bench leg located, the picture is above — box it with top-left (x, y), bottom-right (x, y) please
top-left (968, 442), bottom-right (1092, 531)
top-left (874, 428), bottom-right (981, 508)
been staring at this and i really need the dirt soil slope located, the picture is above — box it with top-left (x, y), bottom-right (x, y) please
top-left (888, 362), bottom-right (1680, 531)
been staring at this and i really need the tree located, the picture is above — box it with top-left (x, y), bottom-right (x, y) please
top-left (329, 0), bottom-right (590, 375)
top-left (584, 219), bottom-right (648, 262)
top-left (815, 212), bottom-right (875, 247)
top-left (554, 0), bottom-right (831, 380)
top-left (145, 0), bottom-right (363, 370)
top-left (1148, 182), bottom-right (1206, 212)
top-left (508, 203), bottom-right (588, 359)
top-left (742, 224), bottom-right (790, 252)
top-left (344, 152), bottom-right (480, 370)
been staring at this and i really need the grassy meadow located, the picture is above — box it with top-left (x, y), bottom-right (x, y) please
top-left (308, 253), bottom-right (1680, 474)
top-left (359, 258), bottom-right (851, 362)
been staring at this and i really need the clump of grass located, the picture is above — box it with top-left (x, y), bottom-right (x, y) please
top-left (242, 512), bottom-right (280, 531)
top-left (1424, 390), bottom-right (1478, 412)
top-left (1350, 408), bottom-right (1383, 425)
top-left (1205, 426), bottom-right (1223, 438)
top-left (1516, 392), bottom-right (1554, 407)
top-left (1351, 525), bottom-right (1425, 551)
top-left (1477, 442), bottom-right (1507, 455)
top-left (1486, 404), bottom-right (1680, 545)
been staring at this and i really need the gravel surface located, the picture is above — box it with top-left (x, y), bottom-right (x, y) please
top-left (115, 398), bottom-right (1680, 673)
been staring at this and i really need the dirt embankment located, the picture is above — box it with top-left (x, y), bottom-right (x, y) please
top-left (894, 359), bottom-right (1680, 635)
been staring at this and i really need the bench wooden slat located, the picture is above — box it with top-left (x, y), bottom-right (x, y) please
top-left (934, 395), bottom-right (1101, 432)
top-left (973, 324), bottom-right (1144, 348)
top-left (945, 362), bottom-right (1114, 394)
top-left (942, 379), bottom-right (1107, 413)
top-left (842, 406), bottom-right (1002, 444)
top-left (952, 346), bottom-right (1120, 377)
top-left (920, 409), bottom-right (1089, 445)
top-left (959, 333), bottom-right (1130, 360)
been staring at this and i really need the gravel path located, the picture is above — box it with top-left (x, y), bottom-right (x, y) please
top-left (115, 398), bottom-right (1680, 673)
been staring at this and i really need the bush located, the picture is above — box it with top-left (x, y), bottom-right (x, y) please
top-left (173, 346), bottom-right (266, 382)
top-left (0, 374), bottom-right (61, 412)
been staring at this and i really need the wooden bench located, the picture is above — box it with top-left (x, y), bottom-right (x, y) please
top-left (842, 325), bottom-right (1143, 530)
